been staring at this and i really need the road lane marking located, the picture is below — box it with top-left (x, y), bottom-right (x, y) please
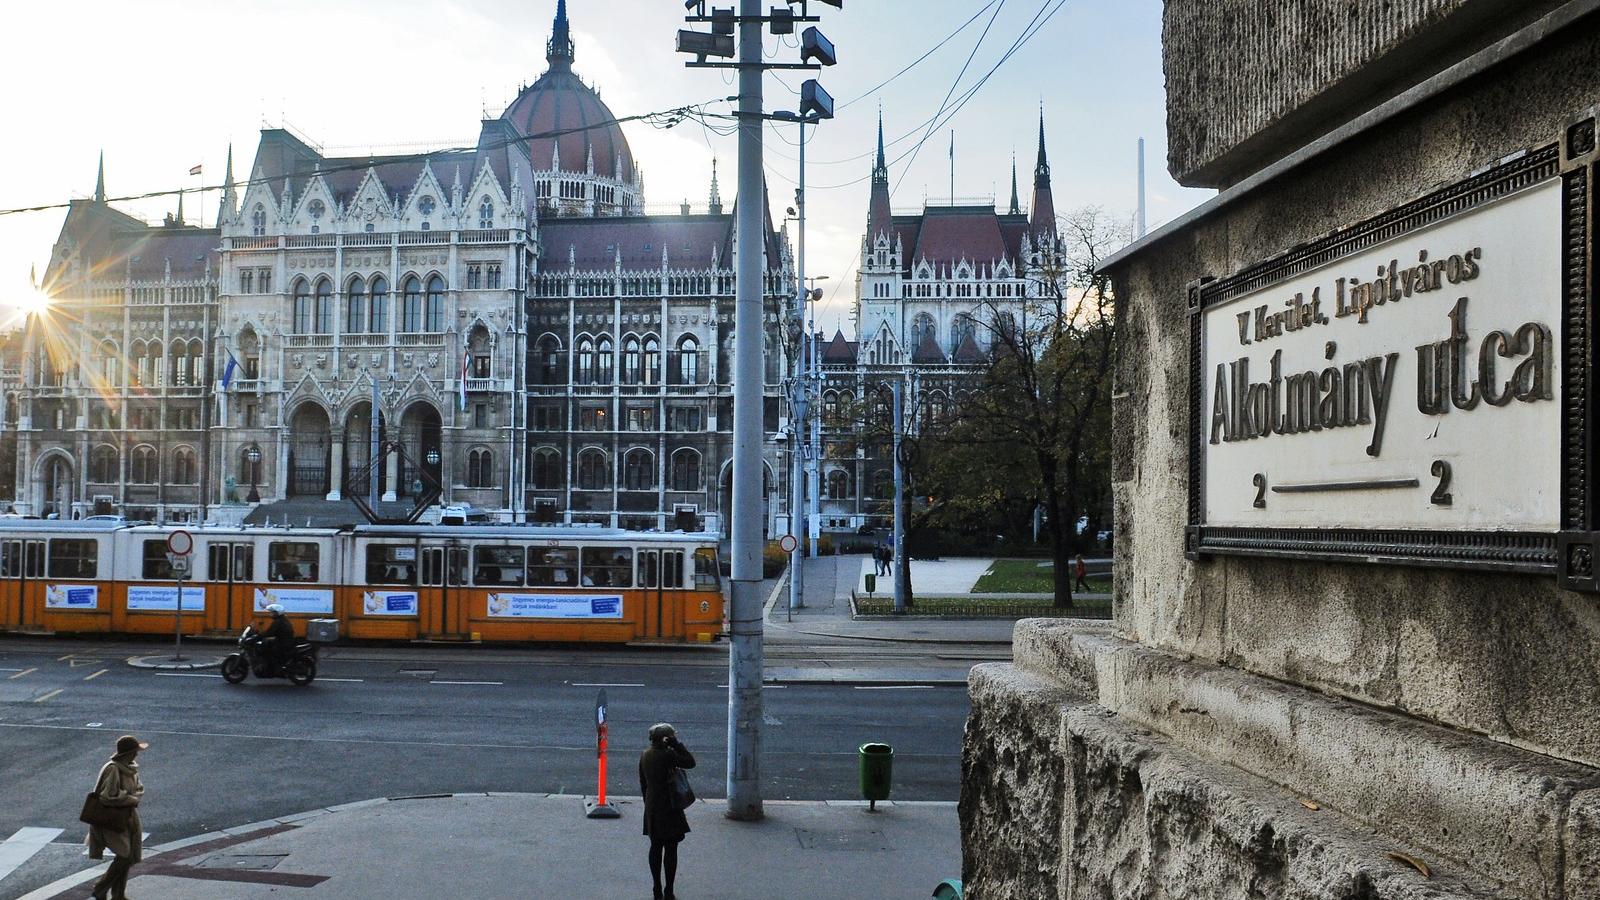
top-left (853, 685), bottom-right (936, 690)
top-left (432, 680), bottom-right (502, 686)
top-left (719, 684), bottom-right (787, 689)
top-left (0, 826), bottom-right (64, 882)
top-left (33, 689), bottom-right (63, 703)
top-left (83, 669), bottom-right (109, 681)
top-left (155, 672), bottom-right (223, 679)
top-left (570, 682), bottom-right (644, 688)
top-left (0, 667), bottom-right (24, 672)
top-left (8, 668), bottom-right (37, 679)
top-left (317, 677), bottom-right (364, 683)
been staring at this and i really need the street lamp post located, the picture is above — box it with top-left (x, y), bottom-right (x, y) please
top-left (245, 446), bottom-right (262, 504)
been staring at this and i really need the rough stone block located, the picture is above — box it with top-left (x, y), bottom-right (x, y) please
top-left (1568, 788), bottom-right (1600, 899)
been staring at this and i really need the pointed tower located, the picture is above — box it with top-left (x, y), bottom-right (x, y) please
top-left (547, 0), bottom-right (575, 71)
top-left (1029, 110), bottom-right (1057, 240)
top-left (218, 144), bottom-right (238, 226)
top-left (1008, 154), bottom-right (1021, 216)
top-left (94, 151), bottom-right (106, 204)
top-left (866, 111), bottom-right (892, 243)
top-left (175, 190), bottom-right (185, 226)
top-left (708, 159), bottom-right (724, 215)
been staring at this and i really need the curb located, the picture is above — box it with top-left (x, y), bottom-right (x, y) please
top-left (126, 654), bottom-right (225, 671)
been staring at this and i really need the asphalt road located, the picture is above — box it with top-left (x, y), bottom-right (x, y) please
top-left (0, 635), bottom-right (985, 899)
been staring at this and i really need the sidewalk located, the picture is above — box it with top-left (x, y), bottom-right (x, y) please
top-left (765, 555), bottom-right (1018, 644)
top-left (23, 793), bottom-right (959, 900)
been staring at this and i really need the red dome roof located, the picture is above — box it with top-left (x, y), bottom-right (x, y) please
top-left (500, 2), bottom-right (635, 183)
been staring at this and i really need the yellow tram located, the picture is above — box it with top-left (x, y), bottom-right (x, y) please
top-left (0, 521), bottom-right (725, 644)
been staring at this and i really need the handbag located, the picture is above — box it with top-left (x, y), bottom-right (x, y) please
top-left (669, 767), bottom-right (696, 811)
top-left (79, 792), bottom-right (127, 831)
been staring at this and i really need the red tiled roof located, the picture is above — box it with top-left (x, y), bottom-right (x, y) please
top-left (501, 68), bottom-right (635, 182)
top-left (911, 206), bottom-right (1008, 266)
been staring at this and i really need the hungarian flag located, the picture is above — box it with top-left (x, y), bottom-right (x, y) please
top-left (189, 164), bottom-right (203, 176)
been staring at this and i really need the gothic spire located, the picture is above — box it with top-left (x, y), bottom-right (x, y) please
top-left (874, 110), bottom-right (886, 176)
top-left (547, 0), bottom-right (575, 70)
top-left (219, 143), bottom-right (237, 225)
top-left (175, 190), bottom-right (185, 226)
top-left (866, 110), bottom-right (892, 244)
top-left (708, 158), bottom-right (724, 214)
top-left (94, 150), bottom-right (105, 204)
top-left (1029, 108), bottom-right (1056, 241)
top-left (1008, 153), bottom-right (1020, 216)
top-left (1034, 106), bottom-right (1049, 184)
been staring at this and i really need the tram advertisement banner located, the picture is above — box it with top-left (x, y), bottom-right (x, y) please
top-left (253, 588), bottom-right (335, 615)
top-left (45, 585), bottom-right (98, 609)
top-left (362, 590), bottom-right (418, 616)
top-left (486, 593), bottom-right (624, 619)
top-left (127, 586), bottom-right (206, 612)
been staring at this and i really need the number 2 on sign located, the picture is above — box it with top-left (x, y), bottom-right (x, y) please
top-left (1252, 473), bottom-right (1266, 509)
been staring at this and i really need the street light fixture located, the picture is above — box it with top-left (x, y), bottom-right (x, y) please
top-left (245, 446), bottom-right (262, 503)
top-left (426, 448), bottom-right (441, 467)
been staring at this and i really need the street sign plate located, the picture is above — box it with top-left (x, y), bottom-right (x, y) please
top-left (166, 554), bottom-right (191, 575)
top-left (166, 530), bottom-right (194, 556)
top-left (779, 534), bottom-right (798, 553)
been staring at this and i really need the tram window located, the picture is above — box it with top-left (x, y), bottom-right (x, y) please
top-left (421, 547), bottom-right (444, 586)
top-left (474, 546), bottom-right (525, 586)
top-left (638, 551), bottom-right (659, 589)
top-left (448, 547), bottom-right (469, 586)
top-left (207, 544), bottom-right (228, 582)
top-left (2, 541), bottom-right (21, 578)
top-left (367, 544), bottom-right (418, 585)
top-left (47, 539), bottom-right (97, 579)
top-left (142, 540), bottom-right (176, 579)
top-left (268, 542), bottom-right (320, 583)
top-left (581, 547), bottom-right (633, 588)
top-left (24, 542), bottom-right (44, 579)
top-left (694, 548), bottom-right (719, 590)
top-left (663, 550), bottom-right (685, 590)
top-left (527, 546), bottom-right (578, 587)
top-left (233, 545), bottom-right (255, 582)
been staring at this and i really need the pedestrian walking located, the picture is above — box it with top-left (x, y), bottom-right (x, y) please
top-left (639, 722), bottom-right (696, 900)
top-left (1074, 554), bottom-right (1089, 592)
top-left (85, 734), bottom-right (147, 900)
top-left (875, 544), bottom-right (888, 576)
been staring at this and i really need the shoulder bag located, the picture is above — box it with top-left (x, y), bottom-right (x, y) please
top-left (79, 792), bottom-right (127, 831)
top-left (669, 767), bottom-right (696, 811)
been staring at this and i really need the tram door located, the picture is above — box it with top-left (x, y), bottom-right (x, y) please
top-left (1, 540), bottom-right (45, 630)
top-left (206, 542), bottom-right (255, 633)
top-left (418, 544), bottom-right (469, 637)
top-left (637, 550), bottom-right (686, 640)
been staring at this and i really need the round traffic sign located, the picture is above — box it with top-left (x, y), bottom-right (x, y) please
top-left (779, 534), bottom-right (799, 553)
top-left (166, 529), bottom-right (194, 556)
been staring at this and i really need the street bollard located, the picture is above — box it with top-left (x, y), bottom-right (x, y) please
top-left (858, 742), bottom-right (893, 811)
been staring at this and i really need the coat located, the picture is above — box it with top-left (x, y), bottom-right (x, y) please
top-left (638, 742), bottom-right (695, 842)
top-left (85, 756), bottom-right (143, 862)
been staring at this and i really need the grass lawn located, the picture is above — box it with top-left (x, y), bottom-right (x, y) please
top-left (854, 594), bottom-right (1112, 619)
top-left (972, 558), bottom-right (1111, 595)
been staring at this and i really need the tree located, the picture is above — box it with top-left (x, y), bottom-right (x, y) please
top-left (951, 206), bottom-right (1126, 607)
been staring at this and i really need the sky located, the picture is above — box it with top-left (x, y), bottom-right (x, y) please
top-left (0, 0), bottom-right (1211, 334)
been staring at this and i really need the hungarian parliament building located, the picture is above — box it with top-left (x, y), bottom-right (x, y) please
top-left (3, 2), bottom-right (1059, 536)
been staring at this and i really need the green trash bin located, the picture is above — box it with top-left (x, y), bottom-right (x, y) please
top-left (864, 573), bottom-right (877, 594)
top-left (859, 742), bottom-right (893, 810)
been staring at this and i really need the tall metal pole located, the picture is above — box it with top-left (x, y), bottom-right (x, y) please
top-left (788, 122), bottom-right (808, 613)
top-left (725, 0), bottom-right (766, 822)
top-left (808, 302), bottom-right (820, 558)
top-left (1137, 137), bottom-right (1147, 238)
top-left (892, 379), bottom-right (907, 613)
top-left (369, 380), bottom-right (380, 508)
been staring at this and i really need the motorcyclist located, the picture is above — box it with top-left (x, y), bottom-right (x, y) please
top-left (260, 604), bottom-right (296, 671)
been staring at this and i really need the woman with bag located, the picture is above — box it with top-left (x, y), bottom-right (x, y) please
top-left (84, 734), bottom-right (147, 900)
top-left (639, 723), bottom-right (695, 900)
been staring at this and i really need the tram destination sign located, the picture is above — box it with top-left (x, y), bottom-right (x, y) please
top-left (1187, 141), bottom-right (1597, 578)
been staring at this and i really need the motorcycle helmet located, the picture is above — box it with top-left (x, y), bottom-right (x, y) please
top-left (266, 603), bottom-right (286, 616)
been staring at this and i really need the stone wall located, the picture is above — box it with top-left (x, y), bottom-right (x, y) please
top-left (1163, 0), bottom-right (1563, 187)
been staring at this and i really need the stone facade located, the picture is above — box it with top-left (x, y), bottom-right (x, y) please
top-left (962, 3), bottom-right (1600, 898)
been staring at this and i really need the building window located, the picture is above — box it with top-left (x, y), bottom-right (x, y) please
top-left (251, 204), bottom-right (266, 236)
top-left (425, 275), bottom-right (445, 332)
top-left (642, 337), bottom-right (661, 385)
top-left (626, 406), bottom-right (655, 432)
top-left (486, 264), bottom-right (501, 289)
top-left (240, 269), bottom-right (254, 294)
top-left (537, 336), bottom-right (562, 385)
top-left (827, 469), bottom-right (852, 500)
top-left (596, 336), bottom-right (614, 384)
top-left (242, 403), bottom-right (258, 428)
top-left (130, 445), bottom-right (158, 484)
top-left (346, 277), bottom-right (366, 333)
top-left (471, 354), bottom-right (491, 379)
top-left (578, 405), bottom-right (607, 431)
top-left (292, 279), bottom-right (312, 333)
top-left (677, 336), bottom-right (699, 384)
top-left (622, 337), bottom-right (641, 385)
top-left (467, 264), bottom-right (481, 290)
top-left (575, 337), bottom-right (595, 384)
top-left (315, 278), bottom-right (333, 334)
top-left (244, 356), bottom-right (259, 379)
top-left (89, 446), bottom-right (118, 484)
top-left (479, 198), bottom-right (494, 229)
top-left (473, 403), bottom-right (489, 428)
top-left (466, 448), bottom-right (493, 488)
top-left (258, 269), bottom-right (271, 293)
top-left (577, 450), bottom-right (610, 490)
top-left (533, 403), bottom-right (563, 431)
top-left (670, 449), bottom-right (701, 491)
top-left (402, 276), bottom-right (422, 332)
top-left (669, 406), bottom-right (702, 433)
top-left (369, 276), bottom-right (388, 333)
top-left (531, 448), bottom-right (562, 489)
top-left (172, 447), bottom-right (197, 484)
top-left (623, 449), bottom-right (654, 491)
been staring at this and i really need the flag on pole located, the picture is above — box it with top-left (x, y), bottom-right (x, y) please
top-left (221, 350), bottom-right (238, 389)
top-left (189, 164), bottom-right (203, 176)
top-left (459, 347), bottom-right (470, 411)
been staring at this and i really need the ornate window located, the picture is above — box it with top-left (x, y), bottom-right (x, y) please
top-left (596, 336), bottom-right (614, 384)
top-left (670, 448), bottom-right (701, 492)
top-left (89, 446), bottom-right (118, 484)
top-left (537, 335), bottom-right (563, 385)
top-left (577, 449), bottom-right (610, 490)
top-left (643, 336), bottom-right (661, 386)
top-left (401, 277), bottom-right (422, 332)
top-left (827, 469), bottom-right (852, 500)
top-left (530, 448), bottom-right (562, 489)
top-left (172, 447), bottom-right (198, 484)
top-left (951, 313), bottom-right (976, 352)
top-left (369, 276), bottom-right (388, 333)
top-left (425, 275), bottom-right (445, 332)
top-left (315, 278), bottom-right (333, 334)
top-left (623, 448), bottom-right (655, 491)
top-left (131, 445), bottom-right (158, 484)
top-left (910, 312), bottom-right (937, 350)
top-left (466, 448), bottom-right (493, 488)
top-left (478, 198), bottom-right (494, 229)
top-left (346, 277), bottom-right (366, 333)
top-left (417, 195), bottom-right (436, 217)
top-left (251, 204), bottom-right (266, 236)
top-left (622, 337), bottom-right (641, 385)
top-left (292, 279), bottom-right (312, 334)
top-left (575, 337), bottom-right (595, 385)
top-left (677, 336), bottom-right (699, 384)
top-left (308, 199), bottom-right (325, 220)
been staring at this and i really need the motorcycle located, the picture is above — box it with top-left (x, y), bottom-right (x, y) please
top-left (221, 624), bottom-right (318, 686)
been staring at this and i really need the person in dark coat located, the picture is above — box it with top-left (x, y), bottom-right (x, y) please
top-left (86, 734), bottom-right (147, 900)
top-left (639, 722), bottom-right (695, 900)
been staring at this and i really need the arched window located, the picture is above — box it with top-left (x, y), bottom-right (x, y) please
top-left (910, 312), bottom-right (936, 350)
top-left (531, 448), bottom-right (562, 489)
top-left (670, 449), bottom-right (701, 492)
top-left (346, 277), bottom-right (366, 333)
top-left (677, 336), bottom-right (699, 384)
top-left (251, 204), bottom-right (266, 236)
top-left (292, 279), bottom-right (312, 333)
top-left (870, 469), bottom-right (892, 500)
top-left (425, 275), bottom-right (445, 332)
top-left (575, 337), bottom-right (595, 384)
top-left (623, 448), bottom-right (654, 491)
top-left (131, 445), bottom-right (158, 484)
top-left (172, 447), bottom-right (197, 484)
top-left (643, 336), bottom-right (661, 386)
top-left (466, 448), bottom-right (493, 488)
top-left (369, 276), bottom-right (389, 333)
top-left (951, 313), bottom-right (976, 353)
top-left (622, 337), bottom-right (641, 385)
top-left (827, 469), bottom-right (852, 500)
top-left (577, 449), bottom-right (610, 490)
top-left (89, 446), bottom-right (118, 484)
top-left (169, 341), bottom-right (189, 386)
top-left (401, 277), bottom-right (422, 332)
top-left (314, 278), bottom-right (333, 334)
top-left (823, 390), bottom-right (840, 423)
top-left (596, 336), bottom-right (614, 384)
top-left (478, 197), bottom-right (494, 229)
top-left (99, 341), bottom-right (120, 386)
top-left (537, 335), bottom-right (563, 385)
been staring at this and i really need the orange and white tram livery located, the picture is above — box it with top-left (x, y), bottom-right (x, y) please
top-left (0, 521), bottom-right (725, 644)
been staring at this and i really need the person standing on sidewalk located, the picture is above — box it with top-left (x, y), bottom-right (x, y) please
top-left (1074, 554), bottom-right (1089, 592)
top-left (86, 734), bottom-right (147, 900)
top-left (639, 723), bottom-right (695, 900)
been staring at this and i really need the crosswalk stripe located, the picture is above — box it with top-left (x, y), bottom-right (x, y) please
top-left (7, 668), bottom-right (36, 679)
top-left (0, 826), bottom-right (64, 883)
